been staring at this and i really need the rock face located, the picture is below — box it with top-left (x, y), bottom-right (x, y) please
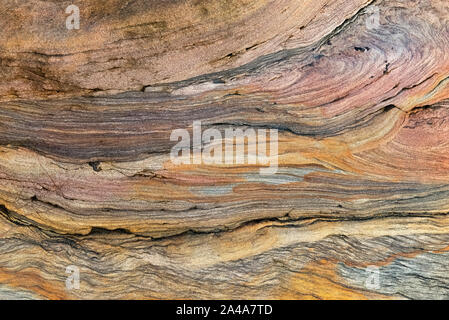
top-left (1, 0), bottom-right (449, 299)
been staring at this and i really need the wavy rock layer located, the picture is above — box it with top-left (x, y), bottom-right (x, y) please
top-left (1, 0), bottom-right (449, 299)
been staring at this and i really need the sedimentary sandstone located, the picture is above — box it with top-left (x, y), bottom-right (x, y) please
top-left (1, 0), bottom-right (449, 299)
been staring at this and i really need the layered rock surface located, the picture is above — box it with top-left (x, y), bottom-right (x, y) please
top-left (1, 0), bottom-right (449, 299)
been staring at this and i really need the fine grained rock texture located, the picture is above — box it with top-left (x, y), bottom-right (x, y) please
top-left (1, 0), bottom-right (449, 299)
